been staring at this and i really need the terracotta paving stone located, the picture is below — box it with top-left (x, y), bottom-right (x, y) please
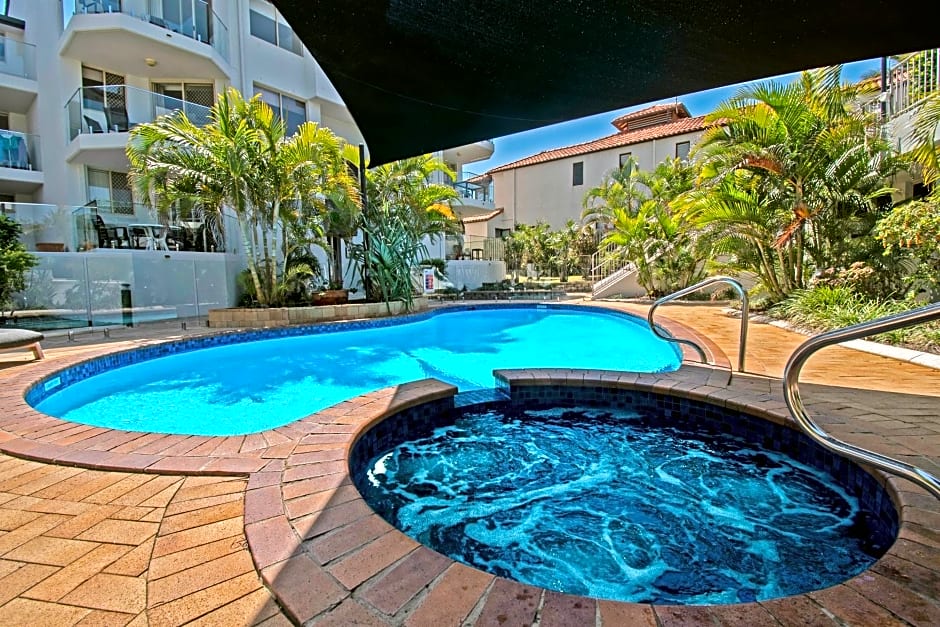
top-left (0, 597), bottom-right (92, 625)
top-left (151, 516), bottom-right (245, 558)
top-left (707, 602), bottom-right (782, 626)
top-left (309, 513), bottom-right (394, 565)
top-left (808, 584), bottom-right (909, 626)
top-left (148, 535), bottom-right (241, 581)
top-left (404, 562), bottom-right (493, 626)
top-left (846, 570), bottom-right (940, 625)
top-left (655, 604), bottom-right (721, 626)
top-left (184, 587), bottom-right (282, 627)
top-left (598, 600), bottom-right (657, 626)
top-left (2, 536), bottom-right (99, 566)
top-left (4, 494), bottom-right (90, 516)
top-left (74, 609), bottom-right (139, 626)
top-left (245, 513), bottom-right (301, 569)
top-left (112, 505), bottom-right (156, 521)
top-left (23, 542), bottom-right (134, 601)
top-left (83, 474), bottom-right (154, 505)
top-left (44, 504), bottom-right (122, 539)
top-left (326, 529), bottom-right (419, 589)
top-left (0, 506), bottom-right (41, 530)
top-left (758, 595), bottom-right (840, 626)
top-left (76, 518), bottom-right (160, 545)
top-left (0, 513), bottom-right (69, 554)
top-left (539, 590), bottom-right (597, 627)
top-left (163, 490), bottom-right (243, 517)
top-left (292, 498), bottom-right (374, 539)
top-left (314, 598), bottom-right (388, 626)
top-left (148, 550), bottom-right (256, 606)
top-left (159, 498), bottom-right (243, 535)
top-left (104, 537), bottom-right (156, 578)
top-left (475, 577), bottom-right (542, 627)
top-left (0, 562), bottom-right (59, 606)
top-left (245, 485), bottom-right (284, 525)
top-left (873, 554), bottom-right (940, 601)
top-left (172, 477), bottom-right (246, 503)
top-left (260, 554), bottom-right (347, 623)
top-left (148, 571), bottom-right (263, 627)
top-left (281, 470), bottom-right (350, 500)
top-left (60, 572), bottom-right (147, 613)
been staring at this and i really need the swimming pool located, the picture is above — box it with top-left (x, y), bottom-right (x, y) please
top-left (31, 305), bottom-right (682, 436)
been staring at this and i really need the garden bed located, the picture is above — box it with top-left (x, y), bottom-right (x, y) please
top-left (208, 297), bottom-right (429, 328)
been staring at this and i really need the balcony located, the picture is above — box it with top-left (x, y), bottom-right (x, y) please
top-left (5, 201), bottom-right (233, 254)
top-left (65, 84), bottom-right (211, 168)
top-left (0, 39), bottom-right (38, 113)
top-left (884, 49), bottom-right (940, 153)
top-left (442, 140), bottom-right (496, 166)
top-left (0, 131), bottom-right (43, 194)
top-left (450, 172), bottom-right (495, 211)
top-left (60, 0), bottom-right (230, 79)
top-left (445, 233), bottom-right (505, 261)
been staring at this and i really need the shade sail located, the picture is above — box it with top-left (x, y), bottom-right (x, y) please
top-left (273, 0), bottom-right (940, 164)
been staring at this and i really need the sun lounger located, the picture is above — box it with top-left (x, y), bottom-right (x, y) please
top-left (0, 328), bottom-right (45, 360)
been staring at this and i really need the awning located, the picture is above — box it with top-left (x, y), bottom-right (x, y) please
top-left (273, 1), bottom-right (940, 165)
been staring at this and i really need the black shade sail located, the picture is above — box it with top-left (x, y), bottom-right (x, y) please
top-left (273, 1), bottom-right (940, 164)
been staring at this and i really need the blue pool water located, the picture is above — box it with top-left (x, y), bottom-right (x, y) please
top-left (357, 406), bottom-right (881, 604)
top-left (35, 307), bottom-right (681, 435)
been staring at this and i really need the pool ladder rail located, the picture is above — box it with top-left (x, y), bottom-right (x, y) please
top-left (647, 276), bottom-right (749, 372)
top-left (783, 301), bottom-right (940, 500)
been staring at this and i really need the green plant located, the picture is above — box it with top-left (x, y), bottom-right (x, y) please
top-left (771, 286), bottom-right (940, 351)
top-left (419, 257), bottom-right (448, 278)
top-left (128, 87), bottom-right (360, 307)
top-left (0, 216), bottom-right (38, 317)
top-left (874, 199), bottom-right (940, 299)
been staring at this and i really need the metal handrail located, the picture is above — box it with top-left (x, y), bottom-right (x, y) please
top-left (783, 301), bottom-right (940, 500)
top-left (647, 276), bottom-right (749, 371)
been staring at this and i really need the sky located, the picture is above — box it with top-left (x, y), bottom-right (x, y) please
top-left (466, 58), bottom-right (883, 176)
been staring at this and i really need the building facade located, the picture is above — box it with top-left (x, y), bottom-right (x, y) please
top-left (0, 0), bottom-right (370, 327)
top-left (485, 103), bottom-right (709, 237)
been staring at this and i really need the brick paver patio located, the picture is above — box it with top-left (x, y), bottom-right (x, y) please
top-left (0, 301), bottom-right (937, 625)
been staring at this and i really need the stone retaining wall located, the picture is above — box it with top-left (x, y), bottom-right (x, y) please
top-left (208, 297), bottom-right (429, 328)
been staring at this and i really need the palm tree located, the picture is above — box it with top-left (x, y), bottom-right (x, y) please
top-left (910, 92), bottom-right (940, 188)
top-left (694, 65), bottom-right (902, 293)
top-left (127, 88), bottom-right (359, 306)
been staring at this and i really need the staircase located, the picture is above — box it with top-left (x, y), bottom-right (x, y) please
top-left (589, 244), bottom-right (643, 298)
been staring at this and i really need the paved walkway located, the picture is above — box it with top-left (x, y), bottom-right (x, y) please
top-left (0, 302), bottom-right (937, 625)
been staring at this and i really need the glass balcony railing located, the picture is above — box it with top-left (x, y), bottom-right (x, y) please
top-left (63, 0), bottom-right (229, 62)
top-left (65, 84), bottom-right (212, 140)
top-left (0, 37), bottom-right (37, 80)
top-left (445, 234), bottom-right (505, 261)
top-left (4, 201), bottom-right (232, 254)
top-left (450, 172), bottom-right (494, 205)
top-left (0, 131), bottom-right (41, 171)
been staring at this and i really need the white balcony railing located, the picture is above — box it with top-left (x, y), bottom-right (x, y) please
top-left (888, 48), bottom-right (939, 116)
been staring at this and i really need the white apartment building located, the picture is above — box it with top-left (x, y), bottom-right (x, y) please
top-left (0, 1), bottom-right (365, 327)
top-left (485, 103), bottom-right (709, 237)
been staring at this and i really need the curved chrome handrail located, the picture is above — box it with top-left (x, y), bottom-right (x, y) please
top-left (783, 301), bottom-right (940, 500)
top-left (647, 276), bottom-right (749, 371)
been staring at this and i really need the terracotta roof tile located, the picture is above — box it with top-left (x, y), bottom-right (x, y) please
top-left (461, 207), bottom-right (504, 224)
top-left (487, 116), bottom-right (711, 174)
top-left (610, 102), bottom-right (690, 128)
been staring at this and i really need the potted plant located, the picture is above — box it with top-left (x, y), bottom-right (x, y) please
top-left (311, 280), bottom-right (349, 306)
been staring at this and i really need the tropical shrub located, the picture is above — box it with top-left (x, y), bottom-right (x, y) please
top-left (0, 216), bottom-right (38, 317)
top-left (771, 286), bottom-right (940, 351)
top-left (874, 199), bottom-right (940, 299)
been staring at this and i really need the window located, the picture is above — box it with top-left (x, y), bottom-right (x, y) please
top-left (675, 141), bottom-right (691, 161)
top-left (152, 82), bottom-right (213, 125)
top-left (619, 152), bottom-right (632, 168)
top-left (87, 168), bottom-right (133, 214)
top-left (249, 4), bottom-right (303, 55)
top-left (0, 35), bottom-right (6, 63)
top-left (572, 161), bottom-right (584, 186)
top-left (0, 112), bottom-right (8, 130)
top-left (255, 84), bottom-right (306, 135)
top-left (495, 228), bottom-right (511, 239)
top-left (81, 66), bottom-right (127, 133)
